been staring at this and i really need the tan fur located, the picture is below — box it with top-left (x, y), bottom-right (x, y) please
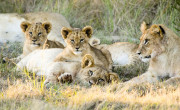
top-left (21, 21), bottom-right (64, 58)
top-left (125, 22), bottom-right (180, 85)
top-left (22, 12), bottom-right (71, 45)
top-left (0, 12), bottom-right (71, 44)
top-left (90, 38), bottom-right (140, 66)
top-left (45, 54), bottom-right (119, 86)
top-left (54, 26), bottom-right (113, 70)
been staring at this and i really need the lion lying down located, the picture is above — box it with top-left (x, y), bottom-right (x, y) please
top-left (0, 12), bottom-right (70, 44)
top-left (16, 49), bottom-right (119, 86)
top-left (45, 54), bottom-right (119, 85)
top-left (16, 49), bottom-right (63, 75)
top-left (54, 26), bottom-right (113, 71)
top-left (18, 21), bottom-right (64, 60)
top-left (89, 38), bottom-right (140, 66)
top-left (125, 22), bottom-right (180, 85)
top-left (3, 21), bottom-right (64, 63)
top-left (17, 26), bottom-right (118, 86)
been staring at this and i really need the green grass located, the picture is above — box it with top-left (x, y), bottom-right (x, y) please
top-left (0, 0), bottom-right (180, 109)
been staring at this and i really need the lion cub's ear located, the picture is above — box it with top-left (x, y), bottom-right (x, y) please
top-left (81, 54), bottom-right (94, 68)
top-left (61, 27), bottom-right (72, 39)
top-left (42, 22), bottom-right (52, 34)
top-left (82, 26), bottom-right (93, 38)
top-left (140, 21), bottom-right (147, 33)
top-left (109, 72), bottom-right (120, 83)
top-left (150, 25), bottom-right (165, 38)
top-left (89, 37), bottom-right (101, 46)
top-left (20, 21), bottom-right (31, 33)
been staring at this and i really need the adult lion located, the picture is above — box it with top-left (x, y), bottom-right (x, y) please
top-left (125, 22), bottom-right (180, 84)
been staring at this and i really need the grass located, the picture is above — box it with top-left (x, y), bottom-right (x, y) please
top-left (0, 0), bottom-right (180, 109)
top-left (0, 42), bottom-right (179, 110)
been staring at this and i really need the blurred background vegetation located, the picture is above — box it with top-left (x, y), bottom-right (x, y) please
top-left (0, 0), bottom-right (179, 43)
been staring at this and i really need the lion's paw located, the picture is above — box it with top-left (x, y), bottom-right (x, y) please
top-left (58, 73), bottom-right (73, 84)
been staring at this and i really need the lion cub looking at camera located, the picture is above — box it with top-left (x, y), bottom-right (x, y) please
top-left (54, 26), bottom-right (113, 70)
top-left (20, 21), bottom-right (64, 59)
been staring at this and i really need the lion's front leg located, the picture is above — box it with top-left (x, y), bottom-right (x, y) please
top-left (44, 62), bottom-right (64, 85)
top-left (124, 71), bottom-right (159, 85)
top-left (54, 55), bottom-right (67, 62)
top-left (2, 54), bottom-right (24, 64)
top-left (163, 76), bottom-right (180, 85)
top-left (44, 75), bottom-right (59, 85)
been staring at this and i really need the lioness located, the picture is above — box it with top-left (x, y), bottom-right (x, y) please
top-left (19, 21), bottom-right (64, 60)
top-left (125, 22), bottom-right (180, 84)
top-left (45, 54), bottom-right (119, 86)
top-left (54, 26), bottom-right (113, 71)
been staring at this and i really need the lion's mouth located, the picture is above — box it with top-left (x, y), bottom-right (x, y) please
top-left (32, 43), bottom-right (40, 46)
top-left (73, 50), bottom-right (82, 55)
top-left (140, 55), bottom-right (151, 62)
top-left (144, 55), bottom-right (151, 58)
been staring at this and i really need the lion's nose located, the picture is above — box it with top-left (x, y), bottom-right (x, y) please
top-left (136, 51), bottom-right (141, 55)
top-left (76, 48), bottom-right (79, 51)
top-left (89, 80), bottom-right (95, 86)
top-left (32, 39), bottom-right (37, 42)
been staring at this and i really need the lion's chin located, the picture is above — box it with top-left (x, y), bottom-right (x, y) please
top-left (139, 55), bottom-right (151, 62)
top-left (73, 51), bottom-right (82, 55)
top-left (141, 58), bottom-right (150, 62)
top-left (31, 43), bottom-right (40, 47)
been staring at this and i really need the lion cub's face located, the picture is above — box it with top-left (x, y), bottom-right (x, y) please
top-left (137, 22), bottom-right (166, 62)
top-left (61, 26), bottom-right (93, 55)
top-left (21, 21), bottom-right (51, 46)
top-left (78, 54), bottom-right (119, 86)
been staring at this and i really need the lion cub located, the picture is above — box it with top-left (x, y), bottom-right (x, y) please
top-left (125, 22), bottom-right (180, 85)
top-left (45, 54), bottom-right (119, 86)
top-left (54, 26), bottom-right (113, 70)
top-left (19, 21), bottom-right (64, 59)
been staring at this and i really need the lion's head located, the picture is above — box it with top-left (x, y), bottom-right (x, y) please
top-left (136, 22), bottom-right (166, 62)
top-left (61, 26), bottom-right (93, 55)
top-left (21, 21), bottom-right (51, 46)
top-left (77, 54), bottom-right (119, 86)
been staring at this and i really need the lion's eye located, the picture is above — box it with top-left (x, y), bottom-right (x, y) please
top-left (88, 70), bottom-right (93, 76)
top-left (144, 39), bottom-right (149, 45)
top-left (38, 32), bottom-right (42, 36)
top-left (71, 39), bottom-right (75, 43)
top-left (29, 32), bottom-right (32, 35)
top-left (80, 39), bottom-right (84, 42)
top-left (98, 78), bottom-right (104, 82)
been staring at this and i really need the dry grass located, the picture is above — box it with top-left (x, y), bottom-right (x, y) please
top-left (0, 43), bottom-right (180, 109)
top-left (0, 0), bottom-right (180, 109)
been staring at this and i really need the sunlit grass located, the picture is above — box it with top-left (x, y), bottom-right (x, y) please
top-left (0, 42), bottom-right (179, 109)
